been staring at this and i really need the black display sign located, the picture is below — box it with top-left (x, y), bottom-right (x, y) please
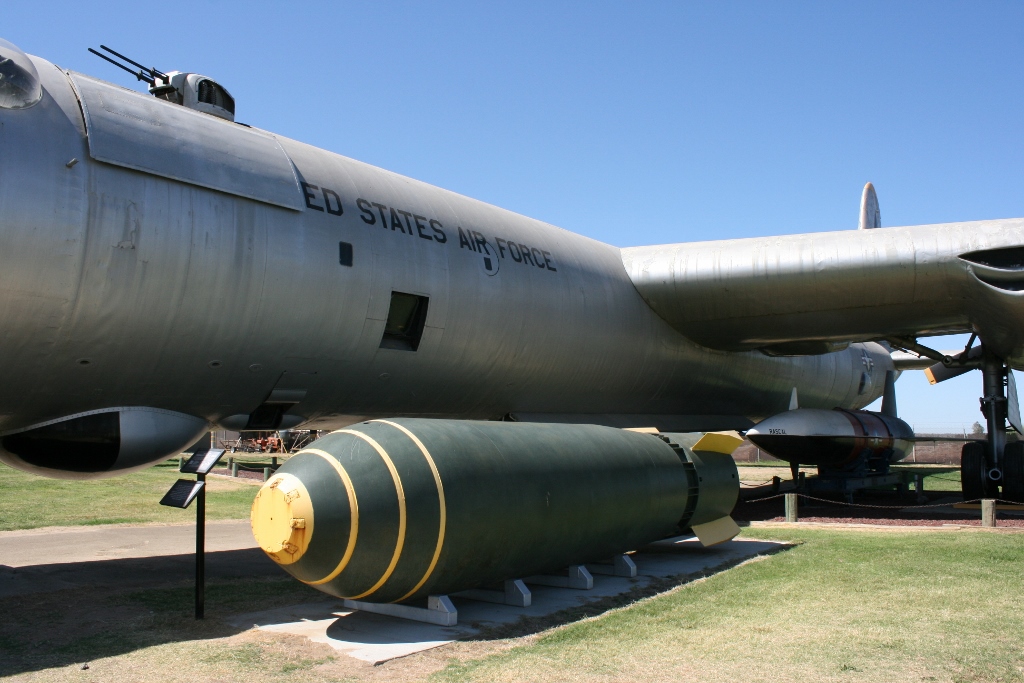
top-left (159, 479), bottom-right (205, 509)
top-left (179, 449), bottom-right (226, 475)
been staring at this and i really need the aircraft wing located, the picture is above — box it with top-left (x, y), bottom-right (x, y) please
top-left (621, 219), bottom-right (1024, 365)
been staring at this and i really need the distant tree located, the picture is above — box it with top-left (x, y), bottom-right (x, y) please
top-left (971, 421), bottom-right (985, 435)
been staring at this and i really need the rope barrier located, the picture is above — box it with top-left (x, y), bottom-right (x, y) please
top-left (741, 492), bottom-right (1019, 509)
top-left (223, 462), bottom-right (283, 472)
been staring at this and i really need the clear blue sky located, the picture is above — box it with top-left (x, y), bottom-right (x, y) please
top-left (5, 2), bottom-right (1023, 431)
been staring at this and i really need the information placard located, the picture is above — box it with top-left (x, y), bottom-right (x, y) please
top-left (159, 479), bottom-right (205, 509)
top-left (179, 449), bottom-right (226, 475)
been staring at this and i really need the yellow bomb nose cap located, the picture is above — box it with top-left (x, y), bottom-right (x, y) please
top-left (251, 472), bottom-right (314, 565)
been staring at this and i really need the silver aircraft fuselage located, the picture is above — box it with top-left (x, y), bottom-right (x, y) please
top-left (0, 53), bottom-right (893, 437)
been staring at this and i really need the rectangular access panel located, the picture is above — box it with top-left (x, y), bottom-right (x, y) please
top-left (68, 72), bottom-right (304, 211)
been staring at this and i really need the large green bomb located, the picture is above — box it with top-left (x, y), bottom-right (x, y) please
top-left (251, 419), bottom-right (738, 603)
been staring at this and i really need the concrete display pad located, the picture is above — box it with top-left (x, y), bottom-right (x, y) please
top-left (229, 536), bottom-right (785, 664)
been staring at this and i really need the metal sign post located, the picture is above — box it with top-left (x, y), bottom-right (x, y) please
top-left (160, 448), bottom-right (225, 619)
top-left (195, 469), bottom-right (205, 618)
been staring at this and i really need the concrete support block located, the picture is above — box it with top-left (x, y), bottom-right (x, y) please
top-left (588, 554), bottom-right (637, 578)
top-left (982, 498), bottom-right (997, 527)
top-left (342, 595), bottom-right (457, 626)
top-left (455, 579), bottom-right (531, 607)
top-left (785, 493), bottom-right (798, 523)
top-left (526, 565), bottom-right (594, 590)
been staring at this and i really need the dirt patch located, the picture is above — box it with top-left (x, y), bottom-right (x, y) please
top-left (207, 471), bottom-right (264, 485)
top-left (210, 467), bottom-right (270, 483)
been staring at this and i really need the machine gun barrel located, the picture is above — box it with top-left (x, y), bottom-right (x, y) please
top-left (88, 45), bottom-right (166, 85)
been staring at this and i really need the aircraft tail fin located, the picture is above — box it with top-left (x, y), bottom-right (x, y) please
top-left (858, 182), bottom-right (881, 229)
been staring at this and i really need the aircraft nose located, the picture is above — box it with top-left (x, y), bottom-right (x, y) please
top-left (0, 41), bottom-right (94, 435)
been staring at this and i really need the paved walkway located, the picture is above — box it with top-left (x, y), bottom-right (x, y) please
top-left (0, 520), bottom-right (278, 598)
top-left (1, 520), bottom-right (256, 567)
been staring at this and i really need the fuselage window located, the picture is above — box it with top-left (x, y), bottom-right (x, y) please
top-left (197, 79), bottom-right (235, 115)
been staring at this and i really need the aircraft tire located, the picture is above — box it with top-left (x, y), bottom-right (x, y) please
top-left (961, 441), bottom-right (987, 502)
top-left (1002, 442), bottom-right (1024, 503)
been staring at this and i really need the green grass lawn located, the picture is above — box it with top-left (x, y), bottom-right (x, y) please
top-left (436, 528), bottom-right (1024, 683)
top-left (892, 465), bottom-right (963, 492)
top-left (0, 460), bottom-right (258, 531)
top-left (1, 483), bottom-right (1021, 682)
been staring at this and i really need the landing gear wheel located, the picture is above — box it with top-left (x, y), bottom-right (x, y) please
top-left (1002, 442), bottom-right (1024, 503)
top-left (961, 441), bottom-right (987, 502)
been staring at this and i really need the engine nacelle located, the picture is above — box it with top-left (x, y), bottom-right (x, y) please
top-left (746, 408), bottom-right (914, 473)
top-left (0, 407), bottom-right (209, 479)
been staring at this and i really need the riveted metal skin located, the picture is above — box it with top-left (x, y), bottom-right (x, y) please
top-left (5, 42), bottom-right (1024, 482)
top-left (621, 225), bottom-right (1024, 365)
top-left (0, 47), bottom-right (901, 458)
top-left (256, 419), bottom-right (705, 603)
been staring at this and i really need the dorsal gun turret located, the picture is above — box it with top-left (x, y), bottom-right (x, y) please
top-left (88, 44), bottom-right (235, 121)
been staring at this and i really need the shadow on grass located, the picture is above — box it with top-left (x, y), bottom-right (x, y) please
top-left (1, 541), bottom-right (795, 676)
top-left (463, 543), bottom-right (794, 641)
top-left (0, 549), bottom-right (328, 677)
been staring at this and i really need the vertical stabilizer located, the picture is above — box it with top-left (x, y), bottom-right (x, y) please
top-left (858, 182), bottom-right (881, 229)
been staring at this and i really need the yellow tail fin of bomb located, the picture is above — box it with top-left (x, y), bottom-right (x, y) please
top-left (692, 431), bottom-right (744, 455)
top-left (689, 430), bottom-right (743, 546)
top-left (691, 515), bottom-right (741, 546)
